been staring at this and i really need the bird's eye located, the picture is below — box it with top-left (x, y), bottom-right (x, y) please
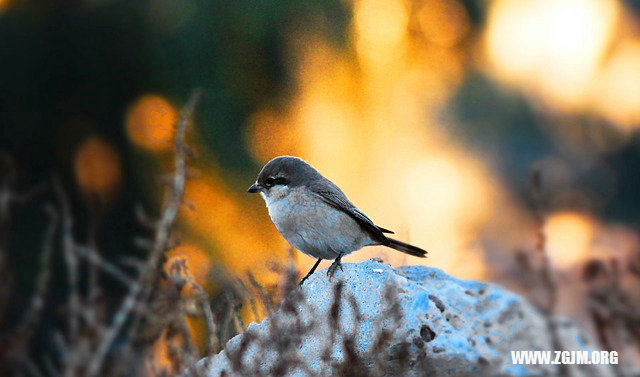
top-left (264, 177), bottom-right (275, 187)
top-left (274, 177), bottom-right (288, 185)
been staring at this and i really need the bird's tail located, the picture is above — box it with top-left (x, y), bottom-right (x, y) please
top-left (385, 238), bottom-right (427, 258)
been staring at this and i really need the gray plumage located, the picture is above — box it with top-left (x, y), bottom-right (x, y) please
top-left (248, 156), bottom-right (427, 284)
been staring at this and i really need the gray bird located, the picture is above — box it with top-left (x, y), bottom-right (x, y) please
top-left (248, 156), bottom-right (427, 285)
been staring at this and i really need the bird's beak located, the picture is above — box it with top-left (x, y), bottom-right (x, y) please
top-left (247, 183), bottom-right (262, 193)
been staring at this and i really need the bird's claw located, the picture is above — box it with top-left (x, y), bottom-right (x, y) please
top-left (326, 265), bottom-right (337, 280)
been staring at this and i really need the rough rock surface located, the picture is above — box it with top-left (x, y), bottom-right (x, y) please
top-left (186, 259), bottom-right (617, 377)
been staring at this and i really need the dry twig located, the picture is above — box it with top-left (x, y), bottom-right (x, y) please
top-left (86, 89), bottom-right (203, 377)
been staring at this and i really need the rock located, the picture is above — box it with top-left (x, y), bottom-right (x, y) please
top-left (185, 259), bottom-right (617, 377)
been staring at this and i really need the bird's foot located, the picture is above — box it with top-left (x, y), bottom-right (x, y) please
top-left (299, 258), bottom-right (322, 287)
top-left (327, 253), bottom-right (344, 281)
top-left (298, 273), bottom-right (315, 287)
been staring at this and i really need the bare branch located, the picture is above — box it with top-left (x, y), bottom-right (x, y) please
top-left (199, 289), bottom-right (218, 355)
top-left (20, 356), bottom-right (46, 377)
top-left (53, 176), bottom-right (81, 345)
top-left (16, 205), bottom-right (58, 336)
top-left (74, 244), bottom-right (135, 286)
top-left (183, 274), bottom-right (218, 355)
top-left (0, 205), bottom-right (57, 365)
top-left (134, 204), bottom-right (158, 230)
top-left (86, 89), bottom-right (203, 377)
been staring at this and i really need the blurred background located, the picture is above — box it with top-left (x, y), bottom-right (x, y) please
top-left (1, 0), bottom-right (640, 372)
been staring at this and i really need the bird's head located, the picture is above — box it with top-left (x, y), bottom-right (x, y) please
top-left (247, 156), bottom-right (319, 200)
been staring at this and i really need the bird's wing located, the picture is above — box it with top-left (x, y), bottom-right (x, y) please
top-left (308, 180), bottom-right (392, 245)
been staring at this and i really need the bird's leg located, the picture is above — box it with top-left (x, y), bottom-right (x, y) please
top-left (299, 258), bottom-right (323, 286)
top-left (327, 253), bottom-right (344, 281)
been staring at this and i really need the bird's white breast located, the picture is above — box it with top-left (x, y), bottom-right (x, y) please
top-left (262, 186), bottom-right (372, 259)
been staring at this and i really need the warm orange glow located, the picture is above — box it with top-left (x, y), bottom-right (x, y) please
top-left (418, 0), bottom-right (470, 47)
top-left (147, 322), bottom-right (201, 377)
top-left (0, 0), bottom-right (10, 13)
top-left (544, 211), bottom-right (596, 268)
top-left (225, 0), bottom-right (509, 281)
top-left (178, 171), bottom-right (290, 322)
top-left (74, 137), bottom-right (122, 197)
top-left (180, 174), bottom-right (285, 281)
top-left (127, 0), bottom-right (640, 343)
top-left (147, 335), bottom-right (173, 377)
top-left (242, 4), bottom-right (494, 280)
top-left (247, 109), bottom-right (302, 163)
top-left (165, 244), bottom-right (212, 295)
top-left (148, 250), bottom-right (212, 373)
top-left (354, 0), bottom-right (408, 67)
top-left (484, 0), bottom-right (619, 108)
top-left (394, 153), bottom-right (493, 279)
top-left (593, 40), bottom-right (640, 130)
top-left (403, 156), bottom-right (467, 223)
top-left (126, 95), bottom-right (178, 151)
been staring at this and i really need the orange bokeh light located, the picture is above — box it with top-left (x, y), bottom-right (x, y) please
top-left (484, 0), bottom-right (619, 109)
top-left (483, 0), bottom-right (640, 131)
top-left (0, 0), bottom-right (10, 13)
top-left (126, 95), bottom-right (178, 151)
top-left (354, 0), bottom-right (408, 68)
top-left (544, 211), bottom-right (597, 268)
top-left (165, 244), bottom-right (212, 294)
top-left (418, 0), bottom-right (470, 47)
top-left (593, 40), bottom-right (640, 131)
top-left (74, 137), bottom-right (122, 197)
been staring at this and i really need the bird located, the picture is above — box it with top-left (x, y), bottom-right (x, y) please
top-left (247, 156), bottom-right (427, 286)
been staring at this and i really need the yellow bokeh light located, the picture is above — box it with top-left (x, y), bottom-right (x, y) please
top-left (484, 0), bottom-right (619, 108)
top-left (403, 156), bottom-right (465, 222)
top-left (395, 153), bottom-right (494, 279)
top-left (354, 0), bottom-right (408, 66)
top-left (544, 211), bottom-right (596, 268)
top-left (418, 0), bottom-right (470, 47)
top-left (74, 137), bottom-right (122, 197)
top-left (593, 40), bottom-right (640, 130)
top-left (126, 95), bottom-right (178, 151)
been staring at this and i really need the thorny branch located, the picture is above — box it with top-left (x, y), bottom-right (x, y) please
top-left (0, 88), bottom-right (206, 377)
top-left (73, 244), bottom-right (134, 286)
top-left (0, 205), bottom-right (57, 365)
top-left (16, 206), bottom-right (58, 342)
top-left (54, 176), bottom-right (81, 352)
top-left (0, 155), bottom-right (47, 330)
top-left (0, 89), bottom-right (232, 377)
top-left (86, 89), bottom-right (203, 377)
